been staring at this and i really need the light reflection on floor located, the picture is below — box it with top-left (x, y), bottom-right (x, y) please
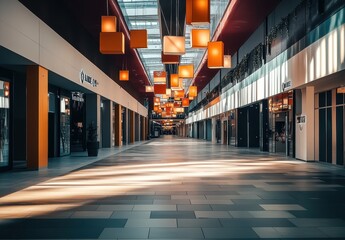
top-left (0, 155), bottom-right (311, 218)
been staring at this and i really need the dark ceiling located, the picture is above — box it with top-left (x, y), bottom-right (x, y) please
top-left (19, 0), bottom-right (281, 104)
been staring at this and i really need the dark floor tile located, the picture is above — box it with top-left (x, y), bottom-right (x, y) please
top-left (149, 227), bottom-right (204, 239)
top-left (150, 211), bottom-right (195, 219)
top-left (202, 227), bottom-right (259, 238)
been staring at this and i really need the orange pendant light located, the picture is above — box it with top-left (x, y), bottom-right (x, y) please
top-left (170, 74), bottom-right (180, 88)
top-left (191, 0), bottom-right (210, 25)
top-left (119, 70), bottom-right (129, 81)
top-left (162, 52), bottom-right (180, 64)
top-left (178, 65), bottom-right (194, 78)
top-left (130, 29), bottom-right (147, 48)
top-left (186, 0), bottom-right (210, 25)
top-left (189, 86), bottom-right (197, 97)
top-left (182, 98), bottom-right (190, 107)
top-left (163, 36), bottom-right (185, 55)
top-left (166, 88), bottom-right (172, 97)
top-left (207, 41), bottom-right (224, 68)
top-left (154, 97), bottom-right (160, 105)
top-left (191, 29), bottom-right (209, 48)
top-left (101, 16), bottom-right (117, 32)
top-left (174, 89), bottom-right (185, 98)
top-left (222, 55), bottom-right (232, 68)
top-left (100, 16), bottom-right (125, 54)
top-left (154, 84), bottom-right (166, 94)
top-left (153, 71), bottom-right (167, 83)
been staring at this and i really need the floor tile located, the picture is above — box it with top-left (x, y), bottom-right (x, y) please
top-left (150, 211), bottom-right (195, 219)
top-left (177, 219), bottom-right (222, 228)
top-left (125, 219), bottom-right (176, 227)
top-left (149, 227), bottom-right (204, 239)
top-left (319, 227), bottom-right (345, 238)
top-left (202, 227), bottom-right (259, 238)
top-left (111, 211), bottom-right (151, 219)
top-left (98, 227), bottom-right (149, 239)
top-left (195, 211), bottom-right (231, 219)
top-left (289, 218), bottom-right (345, 227)
top-left (133, 205), bottom-right (176, 211)
top-left (70, 211), bottom-right (112, 219)
top-left (260, 204), bottom-right (306, 211)
top-left (177, 204), bottom-right (212, 211)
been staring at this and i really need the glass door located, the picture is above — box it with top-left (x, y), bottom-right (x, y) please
top-left (0, 81), bottom-right (10, 168)
top-left (60, 96), bottom-right (70, 156)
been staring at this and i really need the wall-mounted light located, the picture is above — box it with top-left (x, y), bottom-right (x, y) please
top-left (119, 70), bottom-right (129, 81)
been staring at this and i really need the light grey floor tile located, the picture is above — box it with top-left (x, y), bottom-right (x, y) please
top-left (253, 227), bottom-right (280, 238)
top-left (260, 204), bottom-right (306, 211)
top-left (154, 199), bottom-right (190, 205)
top-left (274, 227), bottom-right (329, 238)
top-left (190, 199), bottom-right (233, 204)
top-left (249, 210), bottom-right (296, 218)
top-left (172, 195), bottom-right (206, 200)
top-left (133, 205), bottom-right (176, 211)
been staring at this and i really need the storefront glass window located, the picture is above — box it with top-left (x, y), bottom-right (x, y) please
top-left (0, 80), bottom-right (10, 168)
top-left (60, 97), bottom-right (70, 156)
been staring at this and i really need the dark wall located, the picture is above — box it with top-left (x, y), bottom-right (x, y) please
top-left (237, 109), bottom-right (247, 147)
top-left (13, 72), bottom-right (27, 161)
top-left (248, 104), bottom-right (260, 148)
top-left (19, 0), bottom-right (144, 104)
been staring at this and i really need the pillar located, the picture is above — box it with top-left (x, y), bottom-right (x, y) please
top-left (296, 86), bottom-right (315, 161)
top-left (211, 118), bottom-right (217, 143)
top-left (130, 110), bottom-right (135, 143)
top-left (114, 104), bottom-right (122, 146)
top-left (141, 116), bottom-right (145, 141)
top-left (101, 99), bottom-right (111, 148)
top-left (27, 65), bottom-right (48, 170)
top-left (85, 94), bottom-right (101, 143)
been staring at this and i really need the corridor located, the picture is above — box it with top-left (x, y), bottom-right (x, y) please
top-left (1, 136), bottom-right (345, 239)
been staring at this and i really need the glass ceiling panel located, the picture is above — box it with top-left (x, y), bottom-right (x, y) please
top-left (118, 0), bottom-right (229, 86)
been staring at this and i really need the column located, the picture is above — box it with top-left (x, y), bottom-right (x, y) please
top-left (211, 118), bottom-right (217, 143)
top-left (114, 104), bottom-right (122, 146)
top-left (296, 86), bottom-right (315, 161)
top-left (85, 94), bottom-right (101, 143)
top-left (130, 110), bottom-right (135, 143)
top-left (101, 99), bottom-right (111, 148)
top-left (27, 65), bottom-right (48, 170)
top-left (141, 116), bottom-right (145, 141)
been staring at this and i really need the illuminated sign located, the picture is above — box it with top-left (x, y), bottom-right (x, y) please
top-left (80, 69), bottom-right (99, 87)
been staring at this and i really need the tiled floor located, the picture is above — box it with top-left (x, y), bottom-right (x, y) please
top-left (1, 136), bottom-right (345, 239)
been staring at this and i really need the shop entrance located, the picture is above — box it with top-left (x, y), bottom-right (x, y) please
top-left (268, 91), bottom-right (294, 156)
top-left (0, 80), bottom-right (10, 169)
top-left (70, 92), bottom-right (85, 152)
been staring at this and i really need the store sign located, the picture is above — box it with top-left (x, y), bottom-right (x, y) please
top-left (80, 69), bottom-right (99, 87)
top-left (72, 92), bottom-right (84, 102)
top-left (282, 80), bottom-right (291, 91)
top-left (296, 115), bottom-right (306, 123)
